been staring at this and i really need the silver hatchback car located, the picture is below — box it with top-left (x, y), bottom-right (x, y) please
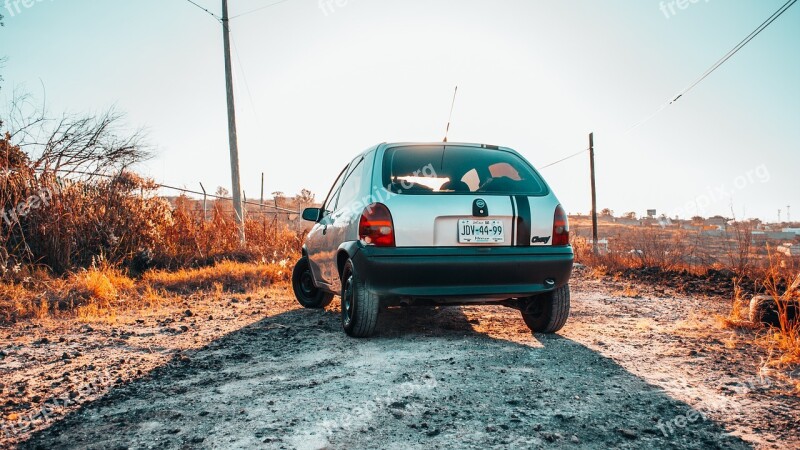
top-left (293, 142), bottom-right (574, 337)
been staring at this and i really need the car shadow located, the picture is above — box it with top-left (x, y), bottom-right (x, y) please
top-left (21, 303), bottom-right (751, 449)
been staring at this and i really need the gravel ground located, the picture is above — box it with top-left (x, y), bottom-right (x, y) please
top-left (3, 269), bottom-right (799, 449)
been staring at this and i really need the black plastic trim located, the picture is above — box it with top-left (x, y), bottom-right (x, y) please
top-left (350, 244), bottom-right (573, 302)
top-left (514, 195), bottom-right (531, 247)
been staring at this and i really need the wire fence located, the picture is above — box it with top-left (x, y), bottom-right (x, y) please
top-left (34, 167), bottom-right (302, 215)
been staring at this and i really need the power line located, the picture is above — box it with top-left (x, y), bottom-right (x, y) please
top-left (626, 0), bottom-right (797, 133)
top-left (676, 0), bottom-right (796, 103)
top-left (539, 148), bottom-right (589, 170)
top-left (230, 0), bottom-right (294, 19)
top-left (182, 0), bottom-right (221, 21)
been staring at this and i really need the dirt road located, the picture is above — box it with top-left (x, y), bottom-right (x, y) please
top-left (9, 270), bottom-right (800, 449)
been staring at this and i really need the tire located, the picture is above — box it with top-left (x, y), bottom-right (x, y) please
top-left (749, 295), bottom-right (798, 328)
top-left (292, 257), bottom-right (334, 309)
top-left (341, 259), bottom-right (380, 337)
top-left (520, 284), bottom-right (570, 333)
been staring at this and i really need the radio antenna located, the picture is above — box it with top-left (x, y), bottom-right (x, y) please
top-left (443, 86), bottom-right (458, 142)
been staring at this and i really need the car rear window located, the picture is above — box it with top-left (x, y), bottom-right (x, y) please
top-left (382, 145), bottom-right (548, 195)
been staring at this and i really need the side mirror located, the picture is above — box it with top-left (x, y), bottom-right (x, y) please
top-left (302, 207), bottom-right (322, 222)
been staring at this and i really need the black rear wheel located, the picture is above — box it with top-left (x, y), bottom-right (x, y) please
top-left (520, 284), bottom-right (570, 333)
top-left (292, 257), bottom-right (334, 309)
top-left (341, 259), bottom-right (380, 337)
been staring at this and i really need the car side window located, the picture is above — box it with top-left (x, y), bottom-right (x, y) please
top-left (321, 165), bottom-right (349, 217)
top-left (334, 157), bottom-right (365, 212)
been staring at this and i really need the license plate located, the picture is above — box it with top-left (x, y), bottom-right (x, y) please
top-left (458, 219), bottom-right (504, 243)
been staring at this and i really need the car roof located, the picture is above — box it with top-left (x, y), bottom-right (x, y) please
top-left (379, 142), bottom-right (518, 153)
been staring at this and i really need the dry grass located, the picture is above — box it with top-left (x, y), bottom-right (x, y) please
top-left (573, 226), bottom-right (712, 276)
top-left (0, 131), bottom-right (306, 323)
top-left (759, 260), bottom-right (800, 367)
top-left (0, 282), bottom-right (44, 323)
top-left (572, 224), bottom-right (799, 370)
top-left (723, 277), bottom-right (756, 328)
top-left (721, 255), bottom-right (800, 371)
top-left (141, 260), bottom-right (291, 294)
top-left (0, 260), bottom-right (293, 323)
top-left (70, 264), bottom-right (135, 305)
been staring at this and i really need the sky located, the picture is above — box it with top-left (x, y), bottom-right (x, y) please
top-left (1, 0), bottom-right (798, 222)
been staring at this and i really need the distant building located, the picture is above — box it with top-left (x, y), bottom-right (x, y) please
top-left (614, 217), bottom-right (642, 226)
top-left (751, 231), bottom-right (797, 243)
top-left (782, 228), bottom-right (800, 236)
top-left (705, 216), bottom-right (729, 229)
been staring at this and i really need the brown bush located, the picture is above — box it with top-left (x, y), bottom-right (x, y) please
top-left (759, 255), bottom-right (800, 367)
top-left (0, 129), bottom-right (304, 323)
top-left (156, 198), bottom-right (304, 270)
top-left (1, 131), bottom-right (304, 275)
top-left (724, 220), bottom-right (756, 277)
top-left (573, 226), bottom-right (705, 274)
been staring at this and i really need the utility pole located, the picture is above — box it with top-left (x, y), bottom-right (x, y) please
top-left (787, 205), bottom-right (791, 224)
top-left (199, 182), bottom-right (208, 222)
top-left (589, 132), bottom-right (598, 255)
top-left (260, 173), bottom-right (265, 211)
top-left (222, 0), bottom-right (245, 245)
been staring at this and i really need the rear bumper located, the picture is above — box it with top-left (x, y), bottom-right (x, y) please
top-left (351, 244), bottom-right (573, 303)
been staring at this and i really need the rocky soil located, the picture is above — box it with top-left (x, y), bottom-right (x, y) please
top-left (2, 270), bottom-right (798, 449)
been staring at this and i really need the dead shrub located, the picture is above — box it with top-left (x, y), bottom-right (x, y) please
top-left (724, 253), bottom-right (800, 368)
top-left (573, 226), bottom-right (704, 274)
top-left (724, 220), bottom-right (756, 277)
top-left (0, 129), bottom-right (304, 323)
top-left (759, 256), bottom-right (800, 367)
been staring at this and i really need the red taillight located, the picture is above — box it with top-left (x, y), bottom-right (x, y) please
top-left (553, 204), bottom-right (569, 246)
top-left (359, 203), bottom-right (395, 247)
